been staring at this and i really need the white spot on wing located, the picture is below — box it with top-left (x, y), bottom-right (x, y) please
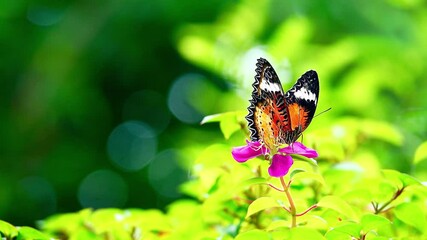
top-left (260, 81), bottom-right (281, 92)
top-left (294, 88), bottom-right (317, 103)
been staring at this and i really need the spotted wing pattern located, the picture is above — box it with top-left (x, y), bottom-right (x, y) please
top-left (246, 58), bottom-right (319, 149)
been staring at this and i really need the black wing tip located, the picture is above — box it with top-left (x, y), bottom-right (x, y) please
top-left (303, 70), bottom-right (318, 79)
top-left (256, 58), bottom-right (273, 67)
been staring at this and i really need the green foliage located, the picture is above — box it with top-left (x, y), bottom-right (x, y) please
top-left (201, 111), bottom-right (246, 139)
top-left (0, 220), bottom-right (50, 240)
top-left (1, 111), bottom-right (422, 239)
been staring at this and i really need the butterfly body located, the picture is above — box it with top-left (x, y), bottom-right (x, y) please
top-left (246, 58), bottom-right (319, 150)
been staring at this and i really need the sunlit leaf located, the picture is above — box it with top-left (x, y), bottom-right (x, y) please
top-left (16, 226), bottom-right (50, 240)
top-left (89, 208), bottom-right (125, 234)
top-left (270, 228), bottom-right (291, 239)
top-left (40, 210), bottom-right (88, 235)
top-left (381, 169), bottom-right (403, 188)
top-left (291, 171), bottom-right (325, 186)
top-left (317, 196), bottom-right (358, 220)
top-left (399, 173), bottom-right (422, 187)
top-left (246, 197), bottom-right (282, 218)
top-left (68, 229), bottom-right (99, 240)
top-left (414, 141), bottom-right (427, 165)
top-left (235, 229), bottom-right (270, 240)
top-left (360, 214), bottom-right (391, 233)
top-left (125, 209), bottom-right (170, 231)
top-left (200, 112), bottom-right (229, 124)
top-left (239, 177), bottom-right (268, 189)
top-left (324, 222), bottom-right (362, 240)
top-left (289, 227), bottom-right (325, 240)
top-left (0, 220), bottom-right (18, 239)
top-left (364, 235), bottom-right (389, 240)
top-left (266, 220), bottom-right (288, 231)
top-left (201, 112), bottom-right (244, 139)
top-left (381, 169), bottom-right (421, 188)
top-left (290, 168), bottom-right (305, 179)
top-left (394, 202), bottom-right (427, 232)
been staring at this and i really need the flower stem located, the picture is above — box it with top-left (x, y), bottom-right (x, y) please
top-left (280, 176), bottom-right (296, 227)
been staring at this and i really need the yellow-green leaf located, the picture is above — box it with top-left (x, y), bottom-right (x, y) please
top-left (16, 227), bottom-right (50, 240)
top-left (325, 222), bottom-right (362, 239)
top-left (201, 112), bottom-right (244, 139)
top-left (394, 202), bottom-right (427, 232)
top-left (360, 214), bottom-right (391, 233)
top-left (235, 229), bottom-right (270, 240)
top-left (0, 220), bottom-right (18, 239)
top-left (317, 196), bottom-right (358, 220)
top-left (291, 171), bottom-right (325, 186)
top-left (414, 141), bottom-right (427, 165)
top-left (239, 177), bottom-right (268, 189)
top-left (289, 227), bottom-right (325, 240)
top-left (246, 197), bottom-right (282, 218)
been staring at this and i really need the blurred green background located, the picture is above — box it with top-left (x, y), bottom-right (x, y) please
top-left (1, 0), bottom-right (427, 226)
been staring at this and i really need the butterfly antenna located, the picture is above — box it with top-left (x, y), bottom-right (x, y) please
top-left (314, 107), bottom-right (332, 118)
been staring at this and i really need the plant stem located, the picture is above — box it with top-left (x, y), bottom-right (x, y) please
top-left (296, 204), bottom-right (317, 217)
top-left (374, 187), bottom-right (405, 214)
top-left (280, 176), bottom-right (297, 227)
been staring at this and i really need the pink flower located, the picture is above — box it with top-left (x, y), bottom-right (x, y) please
top-left (231, 141), bottom-right (318, 178)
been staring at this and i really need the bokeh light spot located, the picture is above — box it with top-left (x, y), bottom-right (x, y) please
top-left (167, 74), bottom-right (207, 124)
top-left (78, 169), bottom-right (128, 208)
top-left (148, 149), bottom-right (187, 199)
top-left (27, 4), bottom-right (63, 26)
top-left (107, 121), bottom-right (157, 171)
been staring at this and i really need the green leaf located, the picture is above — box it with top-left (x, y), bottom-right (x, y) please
top-left (381, 169), bottom-right (421, 188)
top-left (125, 209), bottom-right (170, 232)
top-left (0, 220), bottom-right (18, 239)
top-left (317, 196), bottom-right (358, 220)
top-left (239, 177), bottom-right (268, 189)
top-left (290, 168), bottom-right (305, 179)
top-left (289, 227), bottom-right (325, 240)
top-left (394, 202), bottom-right (427, 232)
top-left (381, 169), bottom-right (403, 188)
top-left (364, 235), bottom-right (389, 240)
top-left (40, 209), bottom-right (91, 234)
top-left (399, 173), bottom-right (422, 187)
top-left (325, 222), bottom-right (362, 240)
top-left (360, 214), bottom-right (391, 233)
top-left (16, 226), bottom-right (51, 240)
top-left (235, 229), bottom-right (270, 240)
top-left (89, 208), bottom-right (125, 234)
top-left (201, 112), bottom-right (245, 139)
top-left (414, 141), bottom-right (427, 165)
top-left (246, 197), bottom-right (282, 218)
top-left (266, 220), bottom-right (288, 231)
top-left (291, 171), bottom-right (325, 186)
top-left (201, 113), bottom-right (224, 124)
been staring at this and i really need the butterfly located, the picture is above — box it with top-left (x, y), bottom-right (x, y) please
top-left (246, 58), bottom-right (319, 150)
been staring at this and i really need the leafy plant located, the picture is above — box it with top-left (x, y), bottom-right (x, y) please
top-left (2, 112), bottom-right (424, 239)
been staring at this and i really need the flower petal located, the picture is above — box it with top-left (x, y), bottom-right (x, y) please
top-left (231, 141), bottom-right (267, 162)
top-left (268, 154), bottom-right (294, 177)
top-left (278, 142), bottom-right (318, 158)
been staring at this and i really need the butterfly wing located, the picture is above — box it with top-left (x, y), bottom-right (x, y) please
top-left (246, 58), bottom-right (290, 149)
top-left (283, 70), bottom-right (319, 144)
